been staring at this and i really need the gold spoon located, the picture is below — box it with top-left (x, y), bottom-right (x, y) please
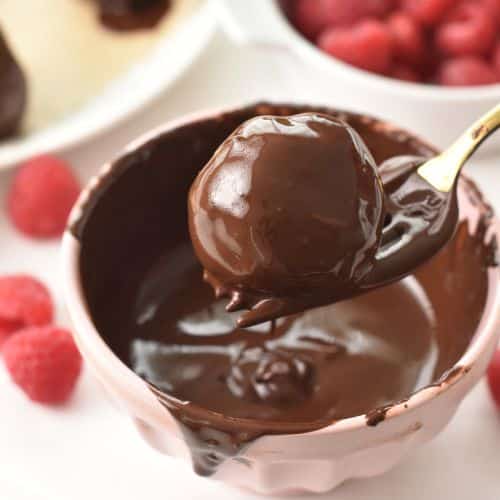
top-left (418, 103), bottom-right (500, 191)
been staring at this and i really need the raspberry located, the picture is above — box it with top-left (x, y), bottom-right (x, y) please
top-left (293, 0), bottom-right (329, 39)
top-left (0, 275), bottom-right (53, 346)
top-left (387, 12), bottom-right (427, 65)
top-left (402, 0), bottom-right (455, 25)
top-left (8, 155), bottom-right (80, 238)
top-left (493, 42), bottom-right (500, 76)
top-left (318, 20), bottom-right (394, 74)
top-left (293, 0), bottom-right (395, 38)
top-left (483, 0), bottom-right (500, 24)
top-left (487, 349), bottom-right (500, 409)
top-left (436, 57), bottom-right (498, 86)
top-left (435, 2), bottom-right (496, 57)
top-left (3, 327), bottom-right (82, 404)
top-left (0, 318), bottom-right (22, 347)
top-left (391, 64), bottom-right (421, 82)
top-left (324, 0), bottom-right (395, 27)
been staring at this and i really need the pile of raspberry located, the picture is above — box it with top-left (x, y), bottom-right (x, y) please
top-left (0, 155), bottom-right (83, 405)
top-left (0, 275), bottom-right (82, 404)
top-left (289, 0), bottom-right (500, 86)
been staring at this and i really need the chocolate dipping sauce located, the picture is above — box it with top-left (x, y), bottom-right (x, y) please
top-left (72, 104), bottom-right (497, 477)
top-left (0, 30), bottom-right (26, 139)
top-left (188, 113), bottom-right (458, 327)
top-left (97, 0), bottom-right (170, 31)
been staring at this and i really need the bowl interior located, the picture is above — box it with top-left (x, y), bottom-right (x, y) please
top-left (71, 103), bottom-right (491, 432)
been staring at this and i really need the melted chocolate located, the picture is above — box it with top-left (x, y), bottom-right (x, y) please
top-left (73, 104), bottom-right (495, 477)
top-left (0, 30), bottom-right (26, 139)
top-left (130, 254), bottom-right (435, 422)
top-left (188, 114), bottom-right (458, 327)
top-left (97, 0), bottom-right (170, 31)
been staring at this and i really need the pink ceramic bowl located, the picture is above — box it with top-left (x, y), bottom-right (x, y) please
top-left (62, 103), bottom-right (500, 495)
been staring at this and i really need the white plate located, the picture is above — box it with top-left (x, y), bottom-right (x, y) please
top-left (0, 1), bottom-right (216, 170)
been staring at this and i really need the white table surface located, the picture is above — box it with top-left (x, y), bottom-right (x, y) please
top-left (1, 29), bottom-right (500, 500)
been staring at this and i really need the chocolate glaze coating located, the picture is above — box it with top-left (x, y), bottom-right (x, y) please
top-left (72, 104), bottom-right (496, 477)
top-left (188, 114), bottom-right (458, 327)
top-left (189, 114), bottom-right (385, 326)
top-left (97, 0), bottom-right (170, 31)
top-left (0, 30), bottom-right (26, 139)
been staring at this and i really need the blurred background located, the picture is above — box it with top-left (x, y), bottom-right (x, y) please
top-left (1, 1), bottom-right (499, 499)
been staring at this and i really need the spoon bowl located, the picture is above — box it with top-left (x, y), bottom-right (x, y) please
top-left (370, 103), bottom-right (500, 284)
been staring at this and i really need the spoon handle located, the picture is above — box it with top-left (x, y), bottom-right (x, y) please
top-left (418, 103), bottom-right (500, 192)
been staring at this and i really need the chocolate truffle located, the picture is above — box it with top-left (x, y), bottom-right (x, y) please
top-left (0, 30), bottom-right (26, 139)
top-left (97, 0), bottom-right (170, 31)
top-left (188, 113), bottom-right (385, 326)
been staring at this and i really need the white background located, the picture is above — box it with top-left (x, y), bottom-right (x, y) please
top-left (1, 29), bottom-right (500, 499)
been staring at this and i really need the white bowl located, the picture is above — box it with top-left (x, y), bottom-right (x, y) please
top-left (0, 1), bottom-right (216, 170)
top-left (62, 103), bottom-right (500, 495)
top-left (218, 0), bottom-right (500, 151)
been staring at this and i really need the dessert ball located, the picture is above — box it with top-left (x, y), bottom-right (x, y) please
top-left (188, 113), bottom-right (385, 325)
